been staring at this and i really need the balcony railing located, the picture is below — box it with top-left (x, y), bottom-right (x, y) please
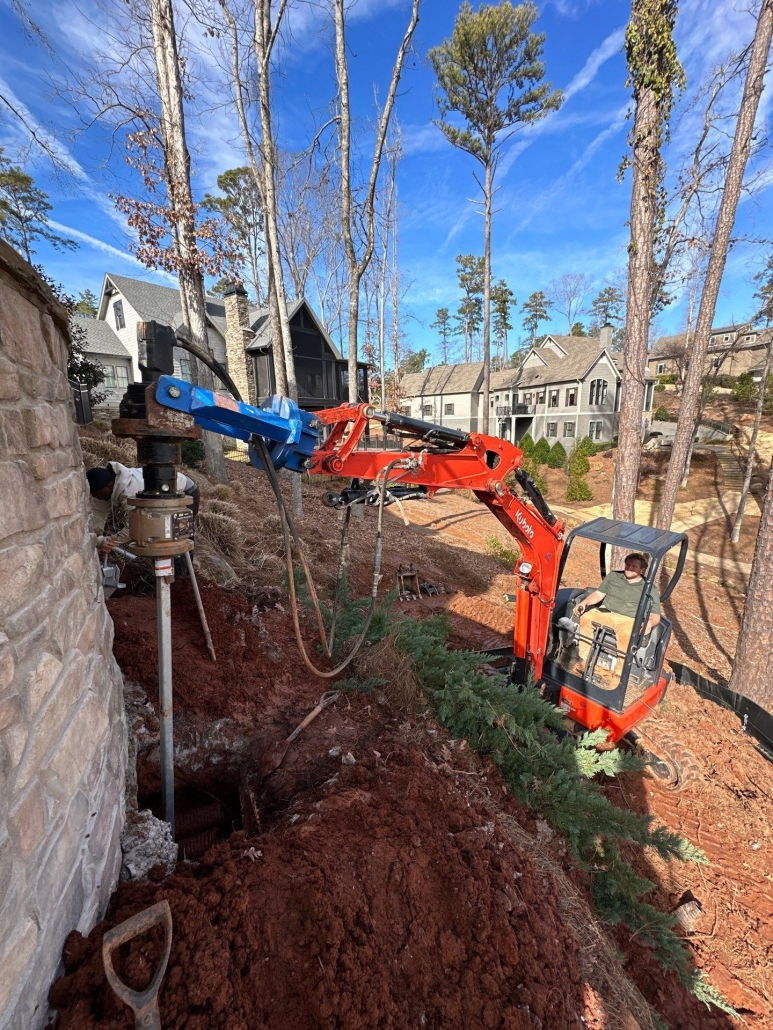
top-left (495, 405), bottom-right (511, 417)
top-left (513, 403), bottom-right (535, 415)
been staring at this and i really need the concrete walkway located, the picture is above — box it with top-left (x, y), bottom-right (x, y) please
top-left (551, 492), bottom-right (743, 534)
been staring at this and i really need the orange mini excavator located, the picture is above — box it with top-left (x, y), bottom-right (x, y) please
top-left (308, 402), bottom-right (692, 783)
top-left (140, 334), bottom-right (694, 788)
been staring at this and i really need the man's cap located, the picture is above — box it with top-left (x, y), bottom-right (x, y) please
top-left (86, 466), bottom-right (116, 494)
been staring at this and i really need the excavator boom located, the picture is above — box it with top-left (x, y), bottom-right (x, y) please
top-left (311, 403), bottom-right (566, 679)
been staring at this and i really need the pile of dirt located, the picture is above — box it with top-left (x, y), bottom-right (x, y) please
top-left (51, 742), bottom-right (587, 1030)
top-left (107, 579), bottom-right (310, 719)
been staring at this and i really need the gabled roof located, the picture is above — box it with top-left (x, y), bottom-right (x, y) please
top-left (73, 315), bottom-right (131, 359)
top-left (538, 335), bottom-right (572, 354)
top-left (99, 273), bottom-right (239, 339)
top-left (245, 297), bottom-right (343, 361)
top-left (490, 368), bottom-right (522, 390)
top-left (401, 362), bottom-right (484, 397)
top-left (649, 325), bottom-right (772, 358)
top-left (516, 337), bottom-right (616, 388)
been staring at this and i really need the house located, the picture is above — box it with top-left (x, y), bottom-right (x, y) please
top-left (400, 362), bottom-right (485, 432)
top-left (77, 274), bottom-right (367, 411)
top-left (401, 328), bottom-right (653, 444)
top-left (648, 324), bottom-right (773, 380)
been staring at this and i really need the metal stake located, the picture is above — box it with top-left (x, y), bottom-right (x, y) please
top-left (185, 551), bottom-right (216, 662)
top-left (155, 557), bottom-right (175, 837)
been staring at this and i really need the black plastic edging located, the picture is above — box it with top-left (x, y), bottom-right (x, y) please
top-left (669, 660), bottom-right (773, 760)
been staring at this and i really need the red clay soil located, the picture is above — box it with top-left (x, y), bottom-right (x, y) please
top-left (82, 472), bottom-right (772, 1029)
top-left (107, 580), bottom-right (313, 719)
top-left (52, 742), bottom-right (587, 1030)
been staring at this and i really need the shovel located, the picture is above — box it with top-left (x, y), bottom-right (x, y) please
top-left (102, 900), bottom-right (173, 1030)
top-left (260, 690), bottom-right (340, 777)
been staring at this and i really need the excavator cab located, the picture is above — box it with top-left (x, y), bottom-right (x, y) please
top-left (540, 518), bottom-right (688, 742)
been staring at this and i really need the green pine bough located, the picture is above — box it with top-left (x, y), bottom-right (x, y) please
top-left (323, 586), bottom-right (737, 1016)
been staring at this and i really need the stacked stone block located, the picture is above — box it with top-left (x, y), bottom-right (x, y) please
top-left (0, 241), bottom-right (126, 1030)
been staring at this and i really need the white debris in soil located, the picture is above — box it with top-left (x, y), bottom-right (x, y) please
top-left (120, 808), bottom-right (178, 880)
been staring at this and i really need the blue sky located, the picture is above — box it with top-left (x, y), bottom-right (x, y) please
top-left (0, 0), bottom-right (771, 364)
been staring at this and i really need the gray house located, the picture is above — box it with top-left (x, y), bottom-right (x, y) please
top-left (401, 329), bottom-right (655, 444)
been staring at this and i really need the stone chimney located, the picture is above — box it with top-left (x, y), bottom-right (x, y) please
top-left (599, 323), bottom-right (613, 350)
top-left (223, 282), bottom-right (255, 404)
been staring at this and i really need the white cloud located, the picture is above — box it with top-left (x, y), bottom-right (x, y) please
top-left (0, 75), bottom-right (90, 182)
top-left (563, 27), bottom-right (626, 102)
top-left (47, 220), bottom-right (174, 280)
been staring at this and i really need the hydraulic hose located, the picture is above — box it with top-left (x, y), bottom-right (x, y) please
top-left (174, 332), bottom-right (390, 677)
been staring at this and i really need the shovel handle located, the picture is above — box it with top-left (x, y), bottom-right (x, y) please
top-left (102, 900), bottom-right (173, 1030)
top-left (285, 691), bottom-right (340, 744)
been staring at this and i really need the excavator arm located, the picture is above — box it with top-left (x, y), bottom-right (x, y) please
top-left (310, 403), bottom-right (567, 680)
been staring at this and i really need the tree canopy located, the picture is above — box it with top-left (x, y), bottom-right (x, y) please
top-left (0, 148), bottom-right (76, 263)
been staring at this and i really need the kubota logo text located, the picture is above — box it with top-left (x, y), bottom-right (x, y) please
top-left (516, 511), bottom-right (534, 539)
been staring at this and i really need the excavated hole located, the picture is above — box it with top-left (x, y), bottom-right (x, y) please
top-left (134, 722), bottom-right (346, 860)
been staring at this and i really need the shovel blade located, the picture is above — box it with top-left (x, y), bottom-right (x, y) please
top-left (260, 741), bottom-right (289, 777)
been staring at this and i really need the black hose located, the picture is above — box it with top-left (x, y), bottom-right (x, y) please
top-left (174, 334), bottom-right (243, 402)
top-left (174, 331), bottom-right (387, 678)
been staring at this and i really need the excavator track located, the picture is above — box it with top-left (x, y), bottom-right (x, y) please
top-left (635, 723), bottom-right (701, 792)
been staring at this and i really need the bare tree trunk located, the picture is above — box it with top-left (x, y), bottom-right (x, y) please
top-left (728, 453), bottom-right (773, 710)
top-left (613, 85), bottom-right (657, 526)
top-left (482, 159), bottom-right (492, 434)
top-left (658, 0), bottom-right (773, 530)
top-left (731, 340), bottom-right (773, 543)
top-left (334, 0), bottom-right (420, 404)
top-left (149, 0), bottom-right (227, 482)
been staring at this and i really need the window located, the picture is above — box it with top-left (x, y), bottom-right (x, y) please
top-left (657, 362), bottom-right (666, 375)
top-left (563, 421), bottom-right (575, 438)
top-left (495, 394), bottom-right (500, 401)
top-left (745, 334), bottom-right (754, 342)
top-left (589, 421), bottom-right (603, 441)
top-left (549, 389), bottom-right (559, 408)
top-left (179, 359), bottom-right (193, 382)
top-left (645, 382), bottom-right (654, 411)
top-left (547, 422), bottom-right (557, 438)
top-left (444, 403), bottom-right (455, 416)
top-left (565, 387), bottom-right (577, 407)
top-left (504, 393), bottom-right (510, 402)
top-left (712, 357), bottom-right (721, 368)
top-left (523, 392), bottom-right (533, 405)
top-left (401, 405), bottom-right (411, 415)
top-left (102, 364), bottom-right (116, 388)
top-left (537, 391), bottom-right (545, 404)
top-left (422, 404), bottom-right (433, 416)
top-left (589, 379), bottom-right (608, 405)
top-left (116, 366), bottom-right (128, 388)
top-left (490, 399), bottom-right (494, 408)
top-left (113, 300), bottom-right (125, 330)
top-left (723, 334), bottom-right (730, 341)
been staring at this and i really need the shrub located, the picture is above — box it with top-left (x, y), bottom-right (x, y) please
top-left (486, 536), bottom-right (521, 568)
top-left (79, 434), bottom-right (136, 470)
top-left (532, 437), bottom-right (550, 465)
top-left (576, 435), bottom-right (596, 457)
top-left (214, 484), bottom-right (236, 501)
top-left (733, 372), bottom-right (756, 404)
top-left (653, 405), bottom-right (671, 422)
top-left (657, 373), bottom-right (678, 385)
top-left (566, 476), bottom-right (593, 501)
top-left (181, 439), bottom-right (205, 468)
top-left (197, 510), bottom-right (244, 558)
top-left (546, 441), bottom-right (567, 468)
top-left (518, 432), bottom-right (534, 456)
top-left (567, 447), bottom-right (590, 478)
top-left (654, 383), bottom-right (666, 393)
top-left (203, 499), bottom-right (242, 520)
top-left (522, 456), bottom-right (548, 495)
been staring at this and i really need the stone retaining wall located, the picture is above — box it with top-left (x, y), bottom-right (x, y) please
top-left (0, 241), bottom-right (126, 1030)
